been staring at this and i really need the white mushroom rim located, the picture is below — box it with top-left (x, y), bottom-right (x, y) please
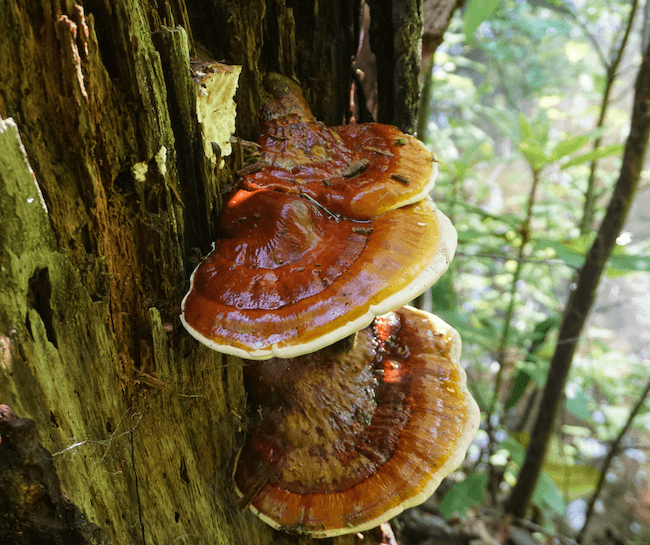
top-left (180, 200), bottom-right (457, 360)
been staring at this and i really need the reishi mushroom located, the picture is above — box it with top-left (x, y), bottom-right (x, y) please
top-left (181, 73), bottom-right (456, 359)
top-left (180, 186), bottom-right (456, 359)
top-left (245, 73), bottom-right (439, 220)
top-left (178, 73), bottom-right (478, 537)
top-left (233, 305), bottom-right (480, 537)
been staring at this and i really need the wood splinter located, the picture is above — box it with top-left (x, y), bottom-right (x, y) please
top-left (341, 159), bottom-right (369, 178)
top-left (391, 173), bottom-right (410, 185)
top-left (363, 146), bottom-right (394, 157)
top-left (352, 227), bottom-right (373, 235)
top-left (237, 161), bottom-right (266, 177)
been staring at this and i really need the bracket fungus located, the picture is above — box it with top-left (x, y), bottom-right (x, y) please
top-left (244, 73), bottom-right (439, 220)
top-left (233, 306), bottom-right (480, 537)
top-left (180, 186), bottom-right (456, 359)
top-left (181, 73), bottom-right (456, 359)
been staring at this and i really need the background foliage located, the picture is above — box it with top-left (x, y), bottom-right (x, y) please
top-left (415, 0), bottom-right (650, 543)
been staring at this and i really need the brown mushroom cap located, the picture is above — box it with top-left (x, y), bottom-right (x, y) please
top-left (233, 305), bottom-right (480, 537)
top-left (242, 74), bottom-right (437, 220)
top-left (180, 188), bottom-right (456, 360)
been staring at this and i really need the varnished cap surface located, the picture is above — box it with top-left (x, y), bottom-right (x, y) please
top-left (233, 306), bottom-right (480, 536)
top-left (180, 189), bottom-right (456, 359)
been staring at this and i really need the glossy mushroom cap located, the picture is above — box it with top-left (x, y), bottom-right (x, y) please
top-left (180, 187), bottom-right (456, 359)
top-left (246, 74), bottom-right (438, 220)
top-left (233, 306), bottom-right (480, 537)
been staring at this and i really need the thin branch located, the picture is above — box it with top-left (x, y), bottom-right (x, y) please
top-left (503, 37), bottom-right (650, 520)
top-left (575, 374), bottom-right (650, 543)
top-left (567, 14), bottom-right (608, 68)
top-left (608, 0), bottom-right (640, 75)
top-left (579, 0), bottom-right (640, 234)
top-left (486, 166), bottom-right (542, 504)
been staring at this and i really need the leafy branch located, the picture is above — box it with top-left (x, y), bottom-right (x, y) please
top-left (575, 375), bottom-right (650, 543)
top-left (503, 36), bottom-right (650, 519)
top-left (575, 0), bottom-right (640, 234)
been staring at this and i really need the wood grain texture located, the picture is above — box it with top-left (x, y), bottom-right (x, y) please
top-left (0, 1), bottom-right (429, 543)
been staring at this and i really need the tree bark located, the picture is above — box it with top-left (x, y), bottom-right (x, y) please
top-left (0, 1), bottom-right (443, 544)
top-left (503, 37), bottom-right (650, 520)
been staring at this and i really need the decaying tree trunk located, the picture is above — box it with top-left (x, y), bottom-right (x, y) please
top-left (0, 1), bottom-right (451, 543)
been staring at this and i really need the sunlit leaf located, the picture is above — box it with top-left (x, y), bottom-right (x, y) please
top-left (464, 0), bottom-right (504, 40)
top-left (564, 40), bottom-right (589, 63)
top-left (518, 113), bottom-right (535, 143)
top-left (439, 473), bottom-right (488, 517)
top-left (532, 471), bottom-right (565, 514)
top-left (561, 144), bottom-right (624, 169)
top-left (547, 135), bottom-right (590, 163)
top-left (519, 142), bottom-right (547, 169)
top-left (542, 462), bottom-right (600, 500)
top-left (565, 386), bottom-right (592, 421)
top-left (561, 425), bottom-right (592, 437)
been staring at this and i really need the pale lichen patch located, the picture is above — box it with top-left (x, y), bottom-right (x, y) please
top-left (193, 62), bottom-right (242, 167)
top-left (132, 162), bottom-right (148, 183)
top-left (155, 146), bottom-right (167, 177)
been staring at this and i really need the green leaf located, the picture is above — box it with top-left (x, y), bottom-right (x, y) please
top-left (525, 0), bottom-right (575, 16)
top-left (542, 462), bottom-right (601, 500)
top-left (547, 135), bottom-right (590, 163)
top-left (534, 238), bottom-right (586, 268)
top-left (561, 144), bottom-right (624, 169)
top-left (429, 273), bottom-right (458, 312)
top-left (527, 317), bottom-right (559, 351)
top-left (453, 201), bottom-right (521, 227)
top-left (439, 473), bottom-right (488, 517)
top-left (498, 435), bottom-right (526, 465)
top-left (464, 0), bottom-right (504, 40)
top-left (435, 310), bottom-right (496, 348)
top-left (519, 142), bottom-right (547, 169)
top-left (518, 113), bottom-right (535, 143)
top-left (565, 386), bottom-right (592, 421)
top-left (532, 471), bottom-right (565, 515)
top-left (505, 370), bottom-right (532, 409)
top-left (608, 253), bottom-right (650, 274)
top-left (535, 238), bottom-right (650, 274)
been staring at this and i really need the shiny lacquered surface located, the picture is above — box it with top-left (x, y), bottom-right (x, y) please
top-left (245, 74), bottom-right (437, 220)
top-left (180, 187), bottom-right (448, 359)
top-left (233, 306), bottom-right (480, 537)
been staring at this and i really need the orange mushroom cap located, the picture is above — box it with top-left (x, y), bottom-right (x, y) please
top-left (243, 74), bottom-right (438, 220)
top-left (233, 305), bottom-right (480, 537)
top-left (180, 187), bottom-right (456, 359)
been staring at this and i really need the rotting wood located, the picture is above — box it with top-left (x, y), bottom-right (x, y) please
top-left (0, 1), bottom-right (431, 543)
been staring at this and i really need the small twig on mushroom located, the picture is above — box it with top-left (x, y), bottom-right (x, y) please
top-left (363, 146), bottom-right (394, 157)
top-left (236, 160), bottom-right (266, 177)
top-left (341, 159), bottom-right (369, 178)
top-left (300, 193), bottom-right (340, 220)
top-left (391, 173), bottom-right (410, 185)
top-left (229, 136), bottom-right (261, 148)
top-left (352, 226), bottom-right (373, 235)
